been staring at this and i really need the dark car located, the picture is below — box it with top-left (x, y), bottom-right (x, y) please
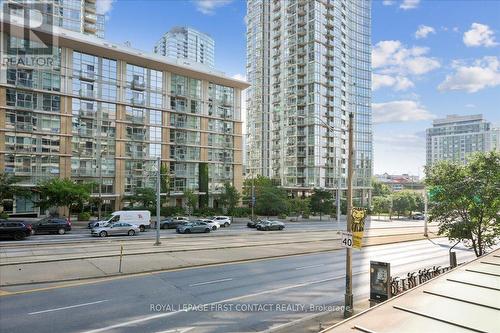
top-left (247, 219), bottom-right (267, 228)
top-left (176, 221), bottom-right (211, 234)
top-left (0, 220), bottom-right (32, 240)
top-left (161, 216), bottom-right (190, 229)
top-left (31, 217), bottom-right (71, 235)
top-left (256, 220), bottom-right (285, 231)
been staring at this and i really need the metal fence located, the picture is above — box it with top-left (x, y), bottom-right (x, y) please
top-left (390, 265), bottom-right (453, 297)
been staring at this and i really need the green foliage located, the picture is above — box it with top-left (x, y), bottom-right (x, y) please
top-left (35, 178), bottom-right (92, 215)
top-left (78, 212), bottom-right (91, 221)
top-left (198, 163), bottom-right (209, 208)
top-left (193, 207), bottom-right (221, 217)
top-left (309, 188), bottom-right (334, 220)
top-left (0, 173), bottom-right (31, 209)
top-left (123, 187), bottom-right (156, 209)
top-left (372, 196), bottom-right (392, 215)
top-left (219, 182), bottom-right (241, 215)
top-left (278, 213), bottom-right (287, 219)
top-left (425, 151), bottom-right (500, 257)
top-left (0, 212), bottom-right (9, 219)
top-left (390, 190), bottom-right (423, 218)
top-left (289, 197), bottom-right (310, 217)
top-left (372, 178), bottom-right (392, 196)
top-left (160, 206), bottom-right (185, 217)
top-left (243, 176), bottom-right (289, 216)
top-left (231, 207), bottom-right (251, 217)
top-left (183, 189), bottom-right (198, 215)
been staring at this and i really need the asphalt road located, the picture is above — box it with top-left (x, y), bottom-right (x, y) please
top-left (0, 218), bottom-right (430, 246)
top-left (0, 238), bottom-right (477, 333)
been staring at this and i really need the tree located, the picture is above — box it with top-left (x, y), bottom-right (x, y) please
top-left (372, 196), bottom-right (391, 218)
top-left (183, 189), bottom-right (198, 216)
top-left (123, 187), bottom-right (156, 209)
top-left (391, 190), bottom-right (416, 218)
top-left (309, 188), bottom-right (334, 221)
top-left (372, 178), bottom-right (391, 197)
top-left (0, 173), bottom-right (31, 212)
top-left (243, 176), bottom-right (289, 216)
top-left (289, 197), bottom-right (310, 221)
top-left (35, 178), bottom-right (92, 216)
top-left (425, 151), bottom-right (500, 257)
top-left (219, 182), bottom-right (241, 215)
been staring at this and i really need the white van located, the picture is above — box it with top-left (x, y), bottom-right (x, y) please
top-left (90, 211), bottom-right (151, 232)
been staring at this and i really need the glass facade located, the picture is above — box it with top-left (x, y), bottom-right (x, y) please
top-left (154, 27), bottom-right (215, 68)
top-left (246, 0), bottom-right (372, 201)
top-left (0, 29), bottom-right (244, 215)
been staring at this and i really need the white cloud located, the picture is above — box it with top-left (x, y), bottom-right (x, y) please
top-left (372, 100), bottom-right (435, 124)
top-left (382, 0), bottom-right (395, 5)
top-left (453, 27), bottom-right (460, 33)
top-left (373, 74), bottom-right (414, 91)
top-left (465, 104), bottom-right (476, 108)
top-left (463, 23), bottom-right (498, 47)
top-left (400, 0), bottom-right (420, 10)
top-left (438, 56), bottom-right (500, 93)
top-left (96, 0), bottom-right (115, 15)
top-left (375, 133), bottom-right (424, 145)
top-left (194, 0), bottom-right (233, 15)
top-left (372, 40), bottom-right (440, 75)
top-left (415, 25), bottom-right (435, 39)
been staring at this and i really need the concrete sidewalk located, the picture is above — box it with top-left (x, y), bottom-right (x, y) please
top-left (0, 231), bottom-right (438, 288)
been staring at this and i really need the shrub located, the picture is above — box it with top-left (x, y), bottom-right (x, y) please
top-left (278, 213), bottom-right (287, 219)
top-left (78, 212), bottom-right (91, 221)
top-left (302, 214), bottom-right (309, 219)
top-left (0, 211), bottom-right (9, 219)
top-left (231, 207), bottom-right (251, 217)
top-left (160, 206), bottom-right (185, 217)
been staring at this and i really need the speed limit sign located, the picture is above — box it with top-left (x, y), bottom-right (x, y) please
top-left (341, 231), bottom-right (353, 248)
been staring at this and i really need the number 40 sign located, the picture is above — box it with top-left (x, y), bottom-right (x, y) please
top-left (341, 231), bottom-right (353, 248)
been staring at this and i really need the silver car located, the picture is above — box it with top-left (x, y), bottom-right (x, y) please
top-left (91, 223), bottom-right (140, 237)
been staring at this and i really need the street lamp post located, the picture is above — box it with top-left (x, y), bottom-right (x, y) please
top-left (155, 156), bottom-right (161, 246)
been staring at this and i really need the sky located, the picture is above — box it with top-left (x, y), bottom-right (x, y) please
top-left (99, 0), bottom-right (500, 177)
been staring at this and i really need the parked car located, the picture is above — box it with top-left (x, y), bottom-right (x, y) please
top-left (256, 220), bottom-right (285, 231)
top-left (0, 220), bottom-right (32, 240)
top-left (412, 212), bottom-right (425, 220)
top-left (176, 221), bottom-right (211, 234)
top-left (247, 218), bottom-right (267, 228)
top-left (88, 210), bottom-right (151, 232)
top-left (198, 219), bottom-right (220, 231)
top-left (209, 216), bottom-right (231, 227)
top-left (91, 223), bottom-right (140, 237)
top-left (32, 217), bottom-right (71, 235)
top-left (160, 216), bottom-right (190, 229)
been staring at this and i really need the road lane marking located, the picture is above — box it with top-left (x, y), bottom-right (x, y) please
top-left (295, 264), bottom-right (324, 270)
top-left (81, 276), bottom-right (343, 333)
top-left (0, 290), bottom-right (11, 296)
top-left (189, 278), bottom-right (233, 286)
top-left (28, 299), bottom-right (109, 315)
top-left (154, 328), bottom-right (194, 333)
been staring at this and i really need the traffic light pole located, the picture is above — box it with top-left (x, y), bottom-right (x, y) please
top-left (344, 112), bottom-right (354, 318)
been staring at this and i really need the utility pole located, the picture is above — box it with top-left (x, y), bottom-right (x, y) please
top-left (423, 190), bottom-right (428, 237)
top-left (344, 112), bottom-right (354, 319)
top-left (336, 181), bottom-right (341, 223)
top-left (251, 175), bottom-right (255, 221)
top-left (98, 151), bottom-right (103, 220)
top-left (154, 156), bottom-right (161, 246)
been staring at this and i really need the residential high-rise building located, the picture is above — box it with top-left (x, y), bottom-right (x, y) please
top-left (246, 0), bottom-right (373, 204)
top-left (154, 27), bottom-right (215, 68)
top-left (2, 0), bottom-right (105, 38)
top-left (0, 18), bottom-right (247, 216)
top-left (426, 114), bottom-right (499, 166)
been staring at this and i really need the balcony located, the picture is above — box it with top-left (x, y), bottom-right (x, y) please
top-left (131, 97), bottom-right (145, 106)
top-left (84, 23), bottom-right (97, 33)
top-left (84, 13), bottom-right (97, 23)
top-left (132, 78), bottom-right (146, 91)
top-left (79, 70), bottom-right (95, 81)
top-left (79, 89), bottom-right (95, 99)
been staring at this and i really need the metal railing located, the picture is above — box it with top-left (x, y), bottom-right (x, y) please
top-left (390, 265), bottom-right (453, 297)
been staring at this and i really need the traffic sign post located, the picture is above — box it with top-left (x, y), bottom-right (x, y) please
top-left (341, 231), bottom-right (353, 248)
